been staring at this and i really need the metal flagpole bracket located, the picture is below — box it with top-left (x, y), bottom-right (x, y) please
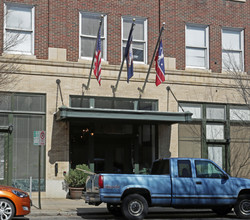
top-left (83, 15), bottom-right (104, 92)
top-left (166, 86), bottom-right (185, 112)
top-left (111, 18), bottom-right (136, 94)
top-left (56, 79), bottom-right (64, 111)
top-left (137, 22), bottom-right (165, 94)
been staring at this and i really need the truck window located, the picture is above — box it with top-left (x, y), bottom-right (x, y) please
top-left (178, 160), bottom-right (192, 178)
top-left (195, 160), bottom-right (224, 178)
top-left (151, 159), bottom-right (170, 175)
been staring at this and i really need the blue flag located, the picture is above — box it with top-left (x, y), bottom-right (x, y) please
top-left (125, 26), bottom-right (134, 83)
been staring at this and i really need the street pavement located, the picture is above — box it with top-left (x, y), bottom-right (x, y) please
top-left (12, 198), bottom-right (241, 220)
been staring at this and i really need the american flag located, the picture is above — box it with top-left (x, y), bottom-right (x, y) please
top-left (94, 27), bottom-right (102, 85)
top-left (155, 40), bottom-right (165, 86)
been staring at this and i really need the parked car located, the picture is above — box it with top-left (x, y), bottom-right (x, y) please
top-left (84, 158), bottom-right (250, 220)
top-left (0, 185), bottom-right (31, 220)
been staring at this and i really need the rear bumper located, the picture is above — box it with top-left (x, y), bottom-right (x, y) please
top-left (83, 192), bottom-right (102, 206)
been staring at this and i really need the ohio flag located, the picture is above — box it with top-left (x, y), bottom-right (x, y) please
top-left (125, 27), bottom-right (134, 83)
top-left (155, 40), bottom-right (165, 86)
top-left (94, 27), bottom-right (102, 85)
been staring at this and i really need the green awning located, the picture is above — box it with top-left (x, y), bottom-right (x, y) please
top-left (55, 106), bottom-right (192, 124)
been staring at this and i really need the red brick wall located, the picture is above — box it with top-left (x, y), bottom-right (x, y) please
top-left (1, 0), bottom-right (249, 73)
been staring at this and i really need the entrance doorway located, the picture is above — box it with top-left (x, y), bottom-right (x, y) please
top-left (0, 125), bottom-right (13, 185)
top-left (69, 121), bottom-right (157, 174)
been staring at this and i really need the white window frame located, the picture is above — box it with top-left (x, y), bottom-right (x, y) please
top-left (222, 28), bottom-right (244, 71)
top-left (79, 12), bottom-right (107, 60)
top-left (121, 17), bottom-right (147, 64)
top-left (4, 3), bottom-right (34, 55)
top-left (185, 24), bottom-right (209, 69)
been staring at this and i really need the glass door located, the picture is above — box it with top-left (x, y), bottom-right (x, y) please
top-left (0, 133), bottom-right (8, 185)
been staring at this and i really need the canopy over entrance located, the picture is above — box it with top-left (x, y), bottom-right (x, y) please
top-left (55, 106), bottom-right (192, 124)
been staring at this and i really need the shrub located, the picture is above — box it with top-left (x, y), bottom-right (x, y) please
top-left (64, 164), bottom-right (91, 188)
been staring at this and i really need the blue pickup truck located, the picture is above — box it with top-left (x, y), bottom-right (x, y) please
top-left (84, 158), bottom-right (250, 220)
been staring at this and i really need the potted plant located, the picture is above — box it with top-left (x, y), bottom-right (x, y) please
top-left (64, 164), bottom-right (91, 199)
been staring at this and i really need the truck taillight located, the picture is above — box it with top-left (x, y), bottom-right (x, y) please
top-left (99, 175), bottom-right (104, 188)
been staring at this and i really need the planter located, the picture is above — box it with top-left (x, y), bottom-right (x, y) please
top-left (69, 187), bottom-right (84, 199)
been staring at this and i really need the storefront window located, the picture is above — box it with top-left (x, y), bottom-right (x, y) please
top-left (0, 93), bottom-right (46, 191)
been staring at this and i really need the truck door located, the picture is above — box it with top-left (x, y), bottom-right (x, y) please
top-left (172, 159), bottom-right (196, 205)
top-left (193, 160), bottom-right (235, 205)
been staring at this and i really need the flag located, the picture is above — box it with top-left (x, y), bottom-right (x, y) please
top-left (94, 26), bottom-right (102, 85)
top-left (155, 40), bottom-right (165, 86)
top-left (125, 26), bottom-right (134, 83)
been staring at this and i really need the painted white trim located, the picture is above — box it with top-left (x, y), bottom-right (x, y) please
top-left (185, 24), bottom-right (209, 70)
top-left (4, 3), bottom-right (34, 55)
top-left (121, 16), bottom-right (148, 64)
top-left (221, 27), bottom-right (244, 71)
top-left (79, 12), bottom-right (107, 61)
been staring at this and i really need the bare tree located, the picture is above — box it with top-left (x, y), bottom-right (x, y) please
top-left (222, 54), bottom-right (250, 178)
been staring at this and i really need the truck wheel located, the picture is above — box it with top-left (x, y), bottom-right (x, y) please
top-left (0, 199), bottom-right (15, 220)
top-left (212, 206), bottom-right (232, 216)
top-left (107, 203), bottom-right (122, 216)
top-left (235, 195), bottom-right (250, 219)
top-left (121, 194), bottom-right (148, 220)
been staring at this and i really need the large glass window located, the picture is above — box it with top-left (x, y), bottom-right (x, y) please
top-left (0, 93), bottom-right (46, 191)
top-left (70, 96), bottom-right (158, 111)
top-left (230, 106), bottom-right (250, 121)
top-left (186, 24), bottom-right (209, 69)
top-left (12, 115), bottom-right (45, 191)
top-left (4, 4), bottom-right (34, 54)
top-left (80, 12), bottom-right (107, 59)
top-left (122, 17), bottom-right (147, 63)
top-left (0, 134), bottom-right (5, 180)
top-left (222, 28), bottom-right (244, 71)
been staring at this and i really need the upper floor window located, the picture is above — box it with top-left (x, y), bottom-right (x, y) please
top-left (122, 17), bottom-right (147, 63)
top-left (4, 4), bottom-right (34, 55)
top-left (185, 24), bottom-right (209, 69)
top-left (222, 28), bottom-right (244, 71)
top-left (79, 12), bottom-right (107, 60)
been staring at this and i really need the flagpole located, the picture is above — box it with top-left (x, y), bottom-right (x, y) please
top-left (138, 22), bottom-right (165, 94)
top-left (111, 18), bottom-right (135, 94)
top-left (83, 15), bottom-right (104, 91)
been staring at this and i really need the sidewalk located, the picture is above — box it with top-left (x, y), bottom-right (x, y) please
top-left (29, 198), bottom-right (106, 217)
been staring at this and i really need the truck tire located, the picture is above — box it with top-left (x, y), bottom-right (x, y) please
top-left (212, 206), bottom-right (232, 216)
top-left (235, 195), bottom-right (250, 219)
top-left (107, 203), bottom-right (122, 216)
top-left (121, 194), bottom-right (148, 220)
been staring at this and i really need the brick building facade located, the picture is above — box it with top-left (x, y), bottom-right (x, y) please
top-left (0, 0), bottom-right (249, 198)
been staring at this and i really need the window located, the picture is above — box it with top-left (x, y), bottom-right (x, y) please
top-left (79, 12), bottom-right (107, 60)
top-left (151, 159), bottom-right (169, 175)
top-left (222, 28), bottom-right (244, 71)
top-left (122, 17), bottom-right (147, 63)
top-left (206, 124), bottom-right (224, 140)
top-left (179, 103), bottom-right (202, 119)
top-left (70, 96), bottom-right (158, 111)
top-left (230, 106), bottom-right (250, 121)
top-left (0, 93), bottom-right (46, 191)
top-left (206, 105), bottom-right (225, 120)
top-left (4, 4), bottom-right (34, 54)
top-left (195, 160), bottom-right (224, 178)
top-left (186, 24), bottom-right (209, 69)
top-left (178, 160), bottom-right (192, 178)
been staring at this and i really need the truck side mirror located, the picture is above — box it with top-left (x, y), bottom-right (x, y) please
top-left (223, 174), bottom-right (229, 180)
